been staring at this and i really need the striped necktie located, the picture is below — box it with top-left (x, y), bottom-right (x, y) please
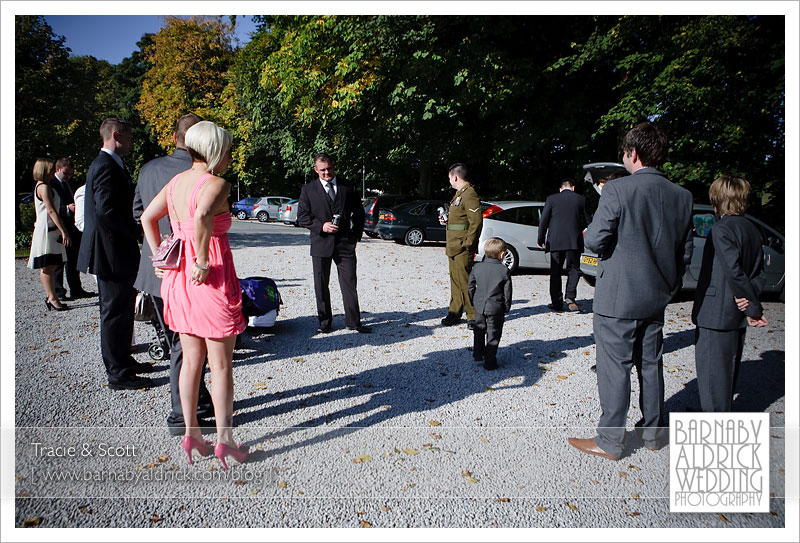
top-left (325, 182), bottom-right (335, 201)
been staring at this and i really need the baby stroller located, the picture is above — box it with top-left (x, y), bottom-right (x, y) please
top-left (134, 291), bottom-right (170, 361)
top-left (240, 276), bottom-right (282, 328)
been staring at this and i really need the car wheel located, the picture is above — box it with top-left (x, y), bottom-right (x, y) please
top-left (257, 211), bottom-right (269, 222)
top-left (236, 210), bottom-right (247, 220)
top-left (404, 227), bottom-right (424, 246)
top-left (502, 245), bottom-right (519, 273)
top-left (366, 231), bottom-right (379, 238)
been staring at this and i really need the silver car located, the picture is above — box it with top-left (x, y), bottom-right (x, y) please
top-left (252, 196), bottom-right (291, 222)
top-left (474, 200), bottom-right (551, 273)
top-left (579, 163), bottom-right (785, 300)
top-left (278, 199), bottom-right (300, 226)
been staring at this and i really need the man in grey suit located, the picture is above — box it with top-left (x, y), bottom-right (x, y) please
top-left (537, 178), bottom-right (590, 312)
top-left (132, 113), bottom-right (213, 435)
top-left (568, 122), bottom-right (693, 461)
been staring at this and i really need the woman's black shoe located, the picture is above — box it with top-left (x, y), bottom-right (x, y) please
top-left (45, 298), bottom-right (68, 311)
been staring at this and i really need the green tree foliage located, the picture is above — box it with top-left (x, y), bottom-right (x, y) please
top-left (550, 15), bottom-right (784, 224)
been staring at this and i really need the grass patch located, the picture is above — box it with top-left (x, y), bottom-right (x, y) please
top-left (15, 248), bottom-right (29, 259)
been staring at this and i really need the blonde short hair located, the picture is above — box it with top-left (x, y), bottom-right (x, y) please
top-left (32, 158), bottom-right (55, 182)
top-left (709, 175), bottom-right (750, 216)
top-left (184, 121), bottom-right (232, 173)
top-left (484, 237), bottom-right (507, 260)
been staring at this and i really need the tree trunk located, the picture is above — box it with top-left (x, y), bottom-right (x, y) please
top-left (418, 158), bottom-right (432, 198)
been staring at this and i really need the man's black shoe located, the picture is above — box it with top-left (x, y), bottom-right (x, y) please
top-left (131, 361), bottom-right (157, 374)
top-left (547, 303), bottom-right (564, 312)
top-left (316, 325), bottom-right (333, 334)
top-left (347, 325), bottom-right (372, 333)
top-left (467, 320), bottom-right (475, 330)
top-left (70, 290), bottom-right (96, 299)
top-left (167, 417), bottom-right (215, 437)
top-left (197, 403), bottom-right (215, 419)
top-left (441, 314), bottom-right (461, 326)
top-left (590, 364), bottom-right (597, 373)
top-left (483, 362), bottom-right (499, 371)
top-left (108, 376), bottom-right (154, 390)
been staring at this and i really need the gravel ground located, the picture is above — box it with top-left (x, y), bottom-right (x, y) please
top-left (12, 221), bottom-right (788, 531)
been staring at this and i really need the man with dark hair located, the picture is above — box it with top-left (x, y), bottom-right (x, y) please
top-left (297, 152), bottom-right (370, 334)
top-left (78, 118), bottom-right (154, 390)
top-left (51, 158), bottom-right (93, 300)
top-left (537, 178), bottom-right (590, 312)
top-left (568, 122), bottom-right (693, 461)
top-left (133, 113), bottom-right (212, 433)
top-left (440, 162), bottom-right (483, 328)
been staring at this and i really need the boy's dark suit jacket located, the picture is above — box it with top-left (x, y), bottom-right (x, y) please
top-left (537, 189), bottom-right (590, 251)
top-left (78, 152), bottom-right (140, 280)
top-left (692, 215), bottom-right (764, 330)
top-left (468, 258), bottom-right (513, 315)
top-left (297, 178), bottom-right (365, 257)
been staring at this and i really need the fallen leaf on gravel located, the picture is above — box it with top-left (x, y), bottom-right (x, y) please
top-left (546, 402), bottom-right (556, 406)
top-left (556, 375), bottom-right (568, 380)
top-left (628, 465), bottom-right (641, 471)
top-left (497, 497), bottom-right (509, 502)
top-left (234, 480), bottom-right (245, 486)
top-left (249, 489), bottom-right (259, 495)
top-left (253, 381), bottom-right (265, 387)
top-left (79, 505), bottom-right (93, 514)
top-left (360, 520), bottom-right (372, 528)
top-left (628, 512), bottom-right (641, 517)
top-left (22, 517), bottom-right (43, 527)
top-left (486, 386), bottom-right (495, 391)
top-left (352, 454), bottom-right (372, 463)
top-left (535, 506), bottom-right (548, 512)
top-left (277, 481), bottom-right (287, 488)
top-left (718, 513), bottom-right (730, 523)
top-left (381, 405), bottom-right (391, 410)
top-left (429, 420), bottom-right (441, 426)
top-left (583, 351), bottom-right (590, 355)
top-left (402, 448), bottom-right (419, 456)
top-left (157, 455), bottom-right (170, 463)
top-left (465, 476), bottom-right (478, 484)
top-left (480, 438), bottom-right (489, 443)
top-left (381, 505), bottom-right (390, 512)
top-left (631, 493), bottom-right (640, 500)
top-left (431, 433), bottom-right (442, 439)
top-left (293, 357), bottom-right (306, 363)
top-left (565, 502), bottom-right (579, 511)
top-left (149, 514), bottom-right (162, 524)
top-left (591, 480), bottom-right (600, 485)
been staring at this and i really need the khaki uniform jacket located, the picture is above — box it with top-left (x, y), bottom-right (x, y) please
top-left (445, 183), bottom-right (482, 257)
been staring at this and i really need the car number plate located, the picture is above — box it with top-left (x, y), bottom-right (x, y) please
top-left (581, 256), bottom-right (598, 266)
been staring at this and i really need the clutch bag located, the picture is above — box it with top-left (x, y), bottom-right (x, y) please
top-left (150, 234), bottom-right (183, 269)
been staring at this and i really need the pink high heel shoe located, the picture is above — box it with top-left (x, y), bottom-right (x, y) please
top-left (181, 436), bottom-right (212, 465)
top-left (214, 442), bottom-right (249, 471)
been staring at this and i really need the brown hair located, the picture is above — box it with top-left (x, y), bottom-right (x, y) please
top-left (99, 117), bottom-right (131, 141)
top-left (448, 162), bottom-right (469, 181)
top-left (55, 157), bottom-right (73, 170)
top-left (32, 158), bottom-right (55, 182)
top-left (484, 237), bottom-right (507, 260)
top-left (622, 122), bottom-right (669, 168)
top-left (709, 175), bottom-right (750, 216)
top-left (175, 114), bottom-right (203, 147)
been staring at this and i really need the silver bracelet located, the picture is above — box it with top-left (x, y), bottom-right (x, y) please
top-left (194, 260), bottom-right (210, 271)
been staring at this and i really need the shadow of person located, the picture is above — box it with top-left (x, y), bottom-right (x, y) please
top-left (232, 345), bottom-right (545, 461)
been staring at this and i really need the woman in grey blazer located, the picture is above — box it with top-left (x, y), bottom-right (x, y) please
top-left (692, 176), bottom-right (769, 412)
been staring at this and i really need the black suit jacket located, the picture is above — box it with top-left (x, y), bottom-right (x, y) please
top-left (692, 215), bottom-right (764, 330)
top-left (50, 176), bottom-right (79, 229)
top-left (468, 258), bottom-right (513, 315)
top-left (537, 189), bottom-right (590, 251)
top-left (297, 178), bottom-right (365, 257)
top-left (132, 148), bottom-right (193, 296)
top-left (77, 152), bottom-right (141, 280)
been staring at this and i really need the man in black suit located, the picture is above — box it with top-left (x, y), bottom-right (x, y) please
top-left (537, 178), bottom-right (590, 312)
top-left (133, 114), bottom-right (213, 432)
top-left (568, 122), bottom-right (693, 461)
top-left (51, 158), bottom-right (94, 300)
top-left (297, 153), bottom-right (370, 334)
top-left (78, 118), bottom-right (154, 390)
top-left (692, 175), bottom-right (769, 412)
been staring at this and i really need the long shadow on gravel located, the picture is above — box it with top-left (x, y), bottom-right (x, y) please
top-left (233, 346), bottom-right (544, 461)
top-left (230, 306), bottom-right (452, 369)
top-left (663, 349), bottom-right (785, 414)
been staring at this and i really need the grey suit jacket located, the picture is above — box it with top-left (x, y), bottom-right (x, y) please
top-left (691, 215), bottom-right (764, 330)
top-left (132, 148), bottom-right (193, 296)
top-left (585, 168), bottom-right (693, 319)
top-left (468, 258), bottom-right (513, 316)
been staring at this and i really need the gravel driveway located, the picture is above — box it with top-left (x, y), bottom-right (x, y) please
top-left (12, 221), bottom-right (787, 529)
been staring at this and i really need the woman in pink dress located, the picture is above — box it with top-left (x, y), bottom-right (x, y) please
top-left (141, 121), bottom-right (247, 470)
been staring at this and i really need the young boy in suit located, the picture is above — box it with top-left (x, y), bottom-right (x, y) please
top-left (691, 176), bottom-right (769, 412)
top-left (468, 237), bottom-right (513, 370)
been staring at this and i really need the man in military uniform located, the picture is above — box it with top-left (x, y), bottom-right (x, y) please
top-left (439, 163), bottom-right (483, 328)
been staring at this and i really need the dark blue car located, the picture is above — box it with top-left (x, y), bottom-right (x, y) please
top-left (231, 197), bottom-right (259, 220)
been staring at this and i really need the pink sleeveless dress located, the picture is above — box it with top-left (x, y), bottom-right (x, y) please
top-left (161, 172), bottom-right (246, 339)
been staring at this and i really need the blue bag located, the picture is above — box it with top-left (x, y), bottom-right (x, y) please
top-left (240, 277), bottom-right (282, 317)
